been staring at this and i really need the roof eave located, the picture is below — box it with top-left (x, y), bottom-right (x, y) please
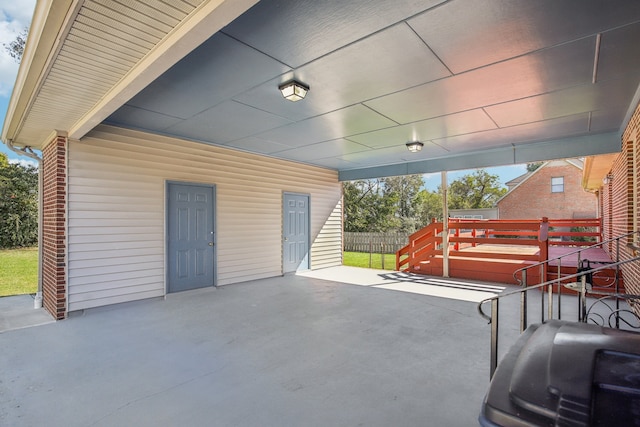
top-left (582, 153), bottom-right (619, 191)
top-left (68, 0), bottom-right (261, 141)
top-left (2, 0), bottom-right (260, 150)
top-left (1, 0), bottom-right (77, 149)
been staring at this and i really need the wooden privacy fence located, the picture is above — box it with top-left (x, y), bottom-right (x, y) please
top-left (344, 232), bottom-right (410, 254)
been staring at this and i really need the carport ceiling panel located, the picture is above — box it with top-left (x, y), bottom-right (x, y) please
top-left (590, 107), bottom-right (632, 133)
top-left (597, 21), bottom-right (640, 81)
top-left (363, 37), bottom-right (596, 125)
top-left (433, 113), bottom-right (591, 153)
top-left (232, 23), bottom-right (451, 122)
top-left (514, 133), bottom-right (621, 164)
top-left (106, 105), bottom-right (185, 133)
top-left (125, 33), bottom-right (291, 119)
top-left (348, 109), bottom-right (498, 149)
top-left (300, 157), bottom-right (362, 170)
top-left (407, 0), bottom-right (640, 74)
top-left (339, 144), bottom-right (426, 167)
top-left (221, 0), bottom-right (447, 68)
top-left (224, 136), bottom-right (301, 156)
top-left (269, 139), bottom-right (371, 162)
top-left (484, 76), bottom-right (640, 128)
top-left (253, 104), bottom-right (398, 148)
top-left (163, 100), bottom-right (294, 145)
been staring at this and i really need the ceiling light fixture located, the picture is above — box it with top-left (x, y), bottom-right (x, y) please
top-left (279, 80), bottom-right (309, 102)
top-left (406, 141), bottom-right (424, 153)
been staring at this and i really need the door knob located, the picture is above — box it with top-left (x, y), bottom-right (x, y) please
top-left (208, 242), bottom-right (214, 246)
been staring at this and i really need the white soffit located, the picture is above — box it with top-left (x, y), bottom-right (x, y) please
top-left (583, 153), bottom-right (619, 190)
top-left (6, 0), bottom-right (259, 148)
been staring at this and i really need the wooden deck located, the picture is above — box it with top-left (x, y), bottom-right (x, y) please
top-left (547, 245), bottom-right (613, 267)
top-left (459, 244), bottom-right (538, 256)
top-left (458, 244), bottom-right (613, 268)
top-left (397, 218), bottom-right (613, 286)
top-left (413, 244), bottom-right (617, 287)
top-left (453, 244), bottom-right (619, 290)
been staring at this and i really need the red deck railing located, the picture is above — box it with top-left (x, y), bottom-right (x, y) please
top-left (395, 219), bottom-right (443, 271)
top-left (396, 218), bottom-right (602, 279)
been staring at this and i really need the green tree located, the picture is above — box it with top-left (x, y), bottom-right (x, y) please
top-left (343, 175), bottom-right (426, 232)
top-left (4, 27), bottom-right (27, 63)
top-left (0, 153), bottom-right (39, 248)
top-left (527, 162), bottom-right (543, 172)
top-left (380, 175), bottom-right (424, 232)
top-left (448, 170), bottom-right (506, 209)
top-left (414, 189), bottom-right (443, 226)
top-left (343, 179), bottom-right (396, 232)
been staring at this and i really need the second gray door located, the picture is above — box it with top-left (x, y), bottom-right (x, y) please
top-left (283, 193), bottom-right (309, 273)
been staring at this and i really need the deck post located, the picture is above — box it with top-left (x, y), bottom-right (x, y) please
top-left (441, 171), bottom-right (449, 278)
top-left (539, 217), bottom-right (549, 281)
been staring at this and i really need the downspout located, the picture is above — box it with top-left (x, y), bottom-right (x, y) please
top-left (6, 140), bottom-right (43, 309)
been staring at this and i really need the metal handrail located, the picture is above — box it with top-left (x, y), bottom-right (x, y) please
top-left (478, 242), bottom-right (640, 378)
top-left (512, 230), bottom-right (639, 286)
top-left (479, 258), bottom-right (640, 322)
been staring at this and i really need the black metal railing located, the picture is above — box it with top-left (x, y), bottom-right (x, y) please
top-left (478, 231), bottom-right (640, 378)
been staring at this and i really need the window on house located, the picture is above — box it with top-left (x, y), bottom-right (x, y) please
top-left (551, 176), bottom-right (564, 193)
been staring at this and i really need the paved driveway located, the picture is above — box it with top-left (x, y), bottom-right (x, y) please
top-left (0, 272), bottom-right (517, 426)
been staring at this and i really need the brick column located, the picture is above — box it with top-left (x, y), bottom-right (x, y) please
top-left (41, 135), bottom-right (67, 320)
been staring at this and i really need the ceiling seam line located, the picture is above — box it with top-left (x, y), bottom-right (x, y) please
top-left (482, 108), bottom-right (501, 129)
top-left (404, 21), bottom-right (454, 76)
top-left (233, 2), bottom-right (457, 73)
top-left (592, 33), bottom-right (602, 84)
top-left (359, 104), bottom-right (401, 126)
top-left (219, 31), bottom-right (295, 69)
top-left (354, 34), bottom-right (606, 109)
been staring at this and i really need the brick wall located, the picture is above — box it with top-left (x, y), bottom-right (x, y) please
top-left (498, 162), bottom-right (597, 219)
top-left (602, 101), bottom-right (640, 299)
top-left (41, 135), bottom-right (67, 320)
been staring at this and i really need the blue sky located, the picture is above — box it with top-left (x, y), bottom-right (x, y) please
top-left (0, 0), bottom-right (36, 166)
top-left (422, 164), bottom-right (528, 191)
top-left (0, 1), bottom-right (528, 187)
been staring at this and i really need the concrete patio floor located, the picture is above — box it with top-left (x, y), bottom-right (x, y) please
top-left (0, 267), bottom-right (522, 426)
top-left (0, 293), bottom-right (55, 332)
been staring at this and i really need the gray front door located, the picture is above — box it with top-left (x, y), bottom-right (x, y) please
top-left (283, 193), bottom-right (309, 273)
top-left (167, 183), bottom-right (215, 293)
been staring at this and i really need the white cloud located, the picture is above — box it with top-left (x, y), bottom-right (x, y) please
top-left (0, 0), bottom-right (36, 96)
top-left (9, 157), bottom-right (38, 168)
top-left (0, 1), bottom-right (36, 24)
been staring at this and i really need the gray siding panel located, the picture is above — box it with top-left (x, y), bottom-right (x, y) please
top-left (67, 125), bottom-right (342, 311)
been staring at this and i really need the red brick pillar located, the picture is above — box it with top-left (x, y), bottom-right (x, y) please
top-left (41, 134), bottom-right (67, 320)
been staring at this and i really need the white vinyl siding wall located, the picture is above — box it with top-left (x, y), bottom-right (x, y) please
top-left (67, 125), bottom-right (342, 311)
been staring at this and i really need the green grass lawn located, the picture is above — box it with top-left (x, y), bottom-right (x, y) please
top-left (0, 249), bottom-right (394, 296)
top-left (0, 247), bottom-right (38, 297)
top-left (343, 251), bottom-right (396, 270)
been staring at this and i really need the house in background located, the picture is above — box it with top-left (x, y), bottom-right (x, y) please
top-left (504, 171), bottom-right (532, 192)
top-left (497, 159), bottom-right (598, 220)
top-left (450, 208), bottom-right (498, 220)
top-left (3, 1), bottom-right (640, 320)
